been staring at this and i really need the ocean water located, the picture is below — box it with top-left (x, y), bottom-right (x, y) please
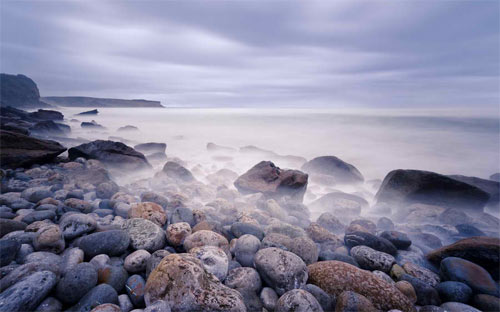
top-left (60, 107), bottom-right (500, 183)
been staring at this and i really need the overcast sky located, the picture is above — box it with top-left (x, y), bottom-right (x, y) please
top-left (1, 1), bottom-right (498, 108)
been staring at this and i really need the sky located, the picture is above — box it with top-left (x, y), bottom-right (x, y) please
top-left (1, 0), bottom-right (499, 108)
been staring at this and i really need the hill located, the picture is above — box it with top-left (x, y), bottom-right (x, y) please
top-left (41, 96), bottom-right (163, 108)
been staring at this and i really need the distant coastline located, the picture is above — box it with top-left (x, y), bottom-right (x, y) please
top-left (41, 96), bottom-right (164, 108)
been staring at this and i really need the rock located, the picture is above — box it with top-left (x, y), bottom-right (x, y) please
top-left (183, 230), bottom-right (230, 255)
top-left (118, 294), bottom-right (133, 312)
top-left (260, 287), bottom-right (279, 311)
top-left (162, 161), bottom-right (195, 182)
top-left (21, 187), bottom-right (53, 203)
top-left (97, 264), bottom-right (128, 292)
top-left (438, 209), bottom-right (471, 226)
top-left (309, 192), bottom-right (367, 221)
top-left (377, 217), bottom-right (395, 231)
top-left (56, 262), bottom-right (98, 304)
top-left (395, 281), bottom-right (417, 304)
top-left (0, 270), bottom-right (57, 312)
top-left (350, 245), bottom-right (395, 273)
top-left (400, 274), bottom-right (440, 306)
top-left (170, 207), bottom-right (195, 226)
top-left (436, 281), bottom-right (472, 303)
top-left (122, 218), bottom-right (166, 253)
top-left (189, 246), bottom-right (229, 281)
top-left (376, 169), bottom-right (490, 211)
top-left (335, 291), bottom-right (377, 312)
top-left (275, 289), bottom-right (324, 312)
top-left (69, 284), bottom-right (118, 312)
top-left (301, 284), bottom-right (335, 312)
top-left (0, 73), bottom-right (44, 108)
top-left (77, 109), bottom-right (98, 115)
top-left (81, 120), bottom-right (105, 129)
top-left (144, 253), bottom-right (246, 311)
top-left (230, 222), bottom-right (264, 240)
top-left (254, 247), bottom-right (308, 295)
top-left (134, 143), bottom-right (166, 154)
top-left (33, 224), bottom-right (65, 253)
top-left (308, 260), bottom-right (416, 311)
top-left (68, 140), bottom-right (151, 171)
top-left (30, 120), bottom-right (69, 136)
top-left (473, 294), bottom-right (500, 311)
top-left (21, 210), bottom-right (56, 224)
top-left (373, 270), bottom-right (394, 284)
top-left (140, 192), bottom-right (169, 209)
top-left (234, 234), bottom-right (260, 267)
top-left (128, 202), bottom-right (167, 227)
top-left (30, 109), bottom-right (64, 120)
top-left (380, 231), bottom-right (412, 250)
top-left (234, 161), bottom-right (308, 202)
top-left (96, 182), bottom-right (119, 199)
top-left (144, 300), bottom-right (171, 312)
top-left (90, 304), bottom-right (121, 312)
top-left (439, 302), bottom-right (481, 312)
top-left (448, 175), bottom-right (499, 209)
top-left (455, 223), bottom-right (485, 237)
top-left (146, 250), bottom-right (171, 278)
top-left (264, 222), bottom-right (306, 238)
top-left (126, 274), bottom-right (146, 307)
top-left (124, 250), bottom-right (151, 273)
top-left (427, 236), bottom-right (500, 277)
top-left (344, 231), bottom-right (397, 256)
top-left (59, 213), bottom-right (96, 240)
top-left (0, 131), bottom-right (66, 169)
top-left (78, 230), bottom-right (130, 258)
top-left (305, 222), bottom-right (341, 244)
top-left (301, 156), bottom-right (364, 184)
top-left (440, 257), bottom-right (499, 296)
top-left (0, 238), bottom-right (20, 266)
top-left (35, 297), bottom-right (63, 312)
top-left (402, 262), bottom-right (440, 288)
top-left (64, 198), bottom-right (93, 213)
top-left (117, 125), bottom-right (138, 132)
top-left (61, 247), bottom-right (85, 275)
top-left (225, 267), bottom-right (262, 293)
top-left (165, 222), bottom-right (191, 247)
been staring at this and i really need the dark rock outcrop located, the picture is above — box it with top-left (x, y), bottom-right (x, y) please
top-left (77, 109), bottom-right (98, 115)
top-left (0, 73), bottom-right (48, 108)
top-left (68, 140), bottom-right (151, 171)
top-left (0, 130), bottom-right (66, 168)
top-left (29, 109), bottom-right (63, 120)
top-left (234, 161), bottom-right (308, 202)
top-left (301, 156), bottom-right (364, 184)
top-left (448, 175), bottom-right (499, 210)
top-left (376, 169), bottom-right (490, 211)
top-left (42, 96), bottom-right (163, 108)
top-left (81, 120), bottom-right (105, 129)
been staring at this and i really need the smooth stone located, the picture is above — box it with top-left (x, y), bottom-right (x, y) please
top-left (96, 182), bottom-right (119, 200)
top-left (122, 218), bottom-right (166, 253)
top-left (97, 264), bottom-right (128, 292)
top-left (335, 291), bottom-right (376, 312)
top-left (440, 257), bottom-right (499, 296)
top-left (128, 202), bottom-right (167, 227)
top-left (189, 245), bottom-right (229, 281)
top-left (21, 210), bottom-right (56, 224)
top-left (0, 218), bottom-right (27, 238)
top-left (146, 250), bottom-right (171, 278)
top-left (0, 238), bottom-right (20, 266)
top-left (350, 245), bottom-right (395, 273)
top-left (126, 274), bottom-right (146, 307)
top-left (64, 198), bottom-right (93, 213)
top-left (302, 284), bottom-right (335, 312)
top-left (35, 297), bottom-right (63, 312)
top-left (69, 284), bottom-right (119, 312)
top-left (436, 281), bottom-right (472, 303)
top-left (90, 304), bottom-right (121, 312)
top-left (61, 247), bottom-right (85, 275)
top-left (380, 231), bottom-right (412, 250)
top-left (24, 251), bottom-right (63, 266)
top-left (275, 289), bottom-right (324, 312)
top-left (59, 213), bottom-right (97, 240)
top-left (170, 207), bottom-right (195, 226)
top-left (373, 270), bottom-right (394, 284)
top-left (15, 243), bottom-right (33, 263)
top-left (402, 262), bottom-right (440, 288)
top-left (33, 224), bottom-right (65, 253)
top-left (260, 287), bottom-right (279, 311)
top-left (234, 234), bottom-right (260, 267)
top-left (143, 300), bottom-right (171, 312)
top-left (225, 267), bottom-right (262, 293)
top-left (254, 247), bottom-right (308, 296)
top-left (440, 302), bottom-right (481, 312)
top-left (344, 231), bottom-right (397, 256)
top-left (21, 187), bottom-right (53, 203)
top-left (183, 230), bottom-right (230, 255)
top-left (78, 230), bottom-right (130, 259)
top-left (165, 222), bottom-right (191, 247)
top-left (56, 262), bottom-right (98, 304)
top-left (264, 222), bottom-right (306, 238)
top-left (377, 217), bottom-right (395, 231)
top-left (400, 274), bottom-right (440, 306)
top-left (289, 236), bottom-right (319, 265)
top-left (473, 294), bottom-right (500, 311)
top-left (0, 262), bottom-right (60, 293)
top-left (318, 251), bottom-right (359, 267)
top-left (0, 271), bottom-right (57, 312)
top-left (118, 294), bottom-right (134, 312)
top-left (395, 280), bottom-right (417, 304)
top-left (230, 222), bottom-right (264, 240)
top-left (124, 250), bottom-right (151, 273)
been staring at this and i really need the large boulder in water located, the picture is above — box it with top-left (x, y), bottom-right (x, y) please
top-left (29, 109), bottom-right (64, 120)
top-left (448, 175), bottom-right (499, 210)
top-left (68, 140), bottom-right (151, 171)
top-left (301, 156), bottom-right (364, 184)
top-left (376, 169), bottom-right (490, 211)
top-left (0, 130), bottom-right (66, 168)
top-left (144, 253), bottom-right (246, 311)
top-left (234, 161), bottom-right (308, 202)
top-left (309, 191), bottom-right (368, 220)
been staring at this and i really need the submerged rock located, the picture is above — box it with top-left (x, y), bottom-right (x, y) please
top-left (301, 155), bottom-right (364, 184)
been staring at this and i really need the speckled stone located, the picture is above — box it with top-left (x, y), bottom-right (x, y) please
top-left (335, 291), bottom-right (376, 312)
top-left (402, 262), bottom-right (440, 287)
top-left (189, 245), bottom-right (229, 281)
top-left (275, 289), bottom-right (324, 312)
top-left (165, 222), bottom-right (191, 247)
top-left (350, 245), bottom-right (395, 273)
top-left (128, 202), bottom-right (167, 227)
top-left (183, 230), bottom-right (230, 255)
top-left (122, 218), bottom-right (166, 253)
top-left (124, 250), bottom-right (151, 273)
top-left (308, 260), bottom-right (416, 312)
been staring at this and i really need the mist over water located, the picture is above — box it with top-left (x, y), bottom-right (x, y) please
top-left (62, 107), bottom-right (500, 182)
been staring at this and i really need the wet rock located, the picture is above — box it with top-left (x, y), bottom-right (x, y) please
top-left (78, 230), bottom-right (130, 258)
top-left (69, 284), bottom-right (119, 312)
top-left (162, 161), bottom-right (195, 182)
top-left (402, 262), bottom-right (440, 288)
top-left (165, 222), bottom-right (191, 247)
top-left (308, 260), bottom-right (415, 311)
top-left (126, 274), bottom-right (146, 307)
top-left (350, 245), bottom-right (395, 273)
top-left (234, 161), bottom-right (308, 202)
top-left (0, 270), bottom-right (57, 312)
top-left (436, 281), bottom-right (472, 303)
top-left (440, 257), bottom-right (499, 296)
top-left (35, 297), bottom-right (63, 312)
top-left (380, 231), bottom-right (412, 250)
top-left (376, 169), bottom-right (489, 211)
top-left (189, 245), bottom-right (229, 281)
top-left (473, 293), bottom-right (500, 311)
top-left (56, 262), bottom-right (98, 304)
top-left (275, 289), bottom-right (324, 312)
top-left (124, 250), bottom-right (151, 273)
top-left (33, 224), bottom-right (65, 253)
top-left (183, 230), bottom-right (230, 255)
top-left (0, 130), bottom-right (66, 169)
top-left (144, 253), bottom-right (245, 311)
top-left (438, 208), bottom-right (471, 226)
top-left (21, 210), bottom-right (56, 224)
top-left (344, 231), bottom-right (397, 256)
top-left (21, 186), bottom-right (53, 203)
top-left (335, 291), bottom-right (376, 312)
top-left (146, 250), bottom-right (171, 278)
top-left (301, 284), bottom-right (335, 312)
top-left (96, 182), bottom-right (119, 200)
top-left (0, 238), bottom-right (20, 266)
top-left (122, 218), bottom-right (166, 252)
top-left (254, 247), bottom-right (308, 295)
top-left (234, 234), bottom-right (260, 267)
top-left (128, 202), bottom-right (167, 227)
top-left (400, 274), bottom-right (440, 306)
top-left (59, 213), bottom-right (97, 240)
top-left (395, 281), bottom-right (417, 304)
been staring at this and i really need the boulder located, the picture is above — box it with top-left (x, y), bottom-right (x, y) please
top-left (308, 260), bottom-right (416, 312)
top-left (134, 142), bottom-right (166, 154)
top-left (68, 140), bottom-right (151, 171)
top-left (376, 169), bottom-right (490, 211)
top-left (162, 161), bottom-right (195, 182)
top-left (77, 109), bottom-right (98, 115)
top-left (0, 130), bottom-right (66, 168)
top-left (0, 74), bottom-right (45, 108)
top-left (234, 161), bottom-right (308, 202)
top-left (448, 175), bottom-right (499, 209)
top-left (301, 156), bottom-right (364, 184)
top-left (440, 257), bottom-right (499, 296)
top-left (144, 253), bottom-right (246, 311)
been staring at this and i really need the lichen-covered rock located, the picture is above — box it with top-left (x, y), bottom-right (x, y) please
top-left (144, 253), bottom-right (246, 312)
top-left (254, 247), bottom-right (308, 296)
top-left (128, 202), bottom-right (167, 226)
top-left (275, 289), bottom-right (324, 312)
top-left (308, 260), bottom-right (416, 312)
top-left (122, 218), bottom-right (166, 252)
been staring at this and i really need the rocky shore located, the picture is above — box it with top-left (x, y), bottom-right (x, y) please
top-left (0, 100), bottom-right (500, 312)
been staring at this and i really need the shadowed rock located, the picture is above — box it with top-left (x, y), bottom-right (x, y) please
top-left (301, 156), bottom-right (364, 184)
top-left (77, 109), bottom-right (98, 115)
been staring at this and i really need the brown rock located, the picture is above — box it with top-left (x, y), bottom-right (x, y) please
top-left (308, 260), bottom-right (416, 312)
top-left (335, 291), bottom-right (379, 312)
top-left (183, 230), bottom-right (230, 255)
top-left (165, 222), bottom-right (192, 247)
top-left (395, 281), bottom-right (417, 304)
top-left (128, 202), bottom-right (167, 226)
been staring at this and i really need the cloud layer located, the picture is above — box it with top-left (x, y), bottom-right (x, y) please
top-left (1, 1), bottom-right (498, 108)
